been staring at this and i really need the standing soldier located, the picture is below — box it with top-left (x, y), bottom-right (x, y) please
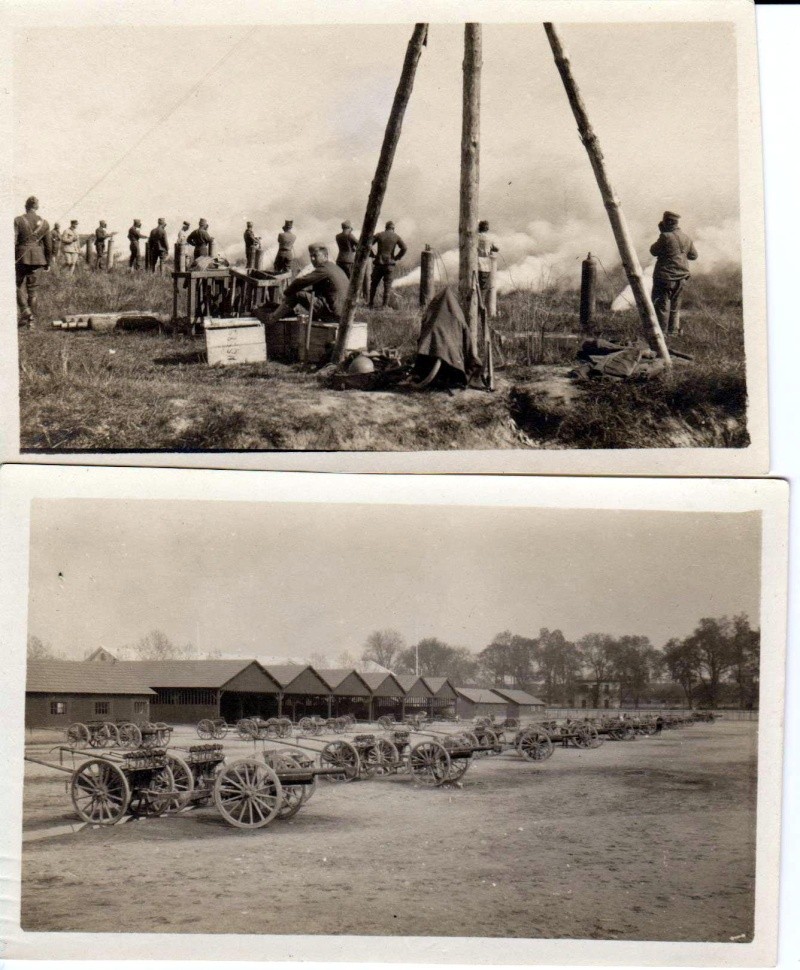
top-left (60, 219), bottom-right (80, 274)
top-left (649, 210), bottom-right (698, 337)
top-left (476, 219), bottom-right (499, 297)
top-left (14, 195), bottom-right (52, 327)
top-left (244, 221), bottom-right (259, 270)
top-left (127, 219), bottom-right (147, 272)
top-left (147, 218), bottom-right (169, 274)
top-left (274, 219), bottom-right (295, 274)
top-left (187, 218), bottom-right (213, 261)
top-left (94, 220), bottom-right (112, 270)
top-left (335, 219), bottom-right (358, 278)
top-left (369, 220), bottom-right (407, 308)
top-left (50, 223), bottom-right (62, 272)
top-left (176, 220), bottom-right (191, 246)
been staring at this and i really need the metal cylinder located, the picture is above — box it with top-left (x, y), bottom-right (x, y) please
top-left (85, 237), bottom-right (92, 264)
top-left (174, 242), bottom-right (186, 272)
top-left (580, 252), bottom-right (597, 331)
top-left (253, 245), bottom-right (263, 272)
top-left (208, 238), bottom-right (215, 257)
top-left (106, 237), bottom-right (114, 272)
top-left (488, 253), bottom-right (498, 318)
top-left (419, 245), bottom-right (434, 308)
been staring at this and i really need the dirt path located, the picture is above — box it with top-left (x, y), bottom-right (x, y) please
top-left (20, 721), bottom-right (756, 940)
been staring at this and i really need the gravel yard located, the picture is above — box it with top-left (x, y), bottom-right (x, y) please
top-left (20, 719), bottom-right (756, 941)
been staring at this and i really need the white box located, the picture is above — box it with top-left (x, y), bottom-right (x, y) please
top-left (204, 318), bottom-right (266, 366)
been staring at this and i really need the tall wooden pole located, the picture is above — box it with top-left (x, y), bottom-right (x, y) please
top-left (459, 24), bottom-right (482, 346)
top-left (333, 24), bottom-right (429, 363)
top-left (543, 23), bottom-right (671, 365)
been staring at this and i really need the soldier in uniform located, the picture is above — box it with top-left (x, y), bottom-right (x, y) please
top-left (50, 223), bottom-right (61, 271)
top-left (369, 220), bottom-right (407, 308)
top-left (147, 218), bottom-right (169, 274)
top-left (187, 218), bottom-right (213, 260)
top-left (176, 221), bottom-right (191, 245)
top-left (274, 220), bottom-right (295, 274)
top-left (649, 210), bottom-right (698, 336)
top-left (14, 195), bottom-right (53, 327)
top-left (60, 220), bottom-right (80, 274)
top-left (94, 220), bottom-right (113, 270)
top-left (477, 219), bottom-right (499, 295)
top-left (265, 243), bottom-right (349, 324)
top-left (244, 221), bottom-right (259, 270)
top-left (127, 219), bottom-right (147, 272)
top-left (335, 219), bottom-right (358, 278)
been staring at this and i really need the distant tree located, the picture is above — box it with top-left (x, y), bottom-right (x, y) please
top-left (663, 637), bottom-right (699, 706)
top-left (361, 629), bottom-right (406, 670)
top-left (729, 614), bottom-right (760, 710)
top-left (684, 617), bottom-right (735, 708)
top-left (27, 635), bottom-right (60, 660)
top-left (478, 631), bottom-right (536, 689)
top-left (335, 650), bottom-right (357, 669)
top-left (576, 633), bottom-right (616, 706)
top-left (396, 638), bottom-right (479, 683)
top-left (306, 651), bottom-right (329, 669)
top-left (607, 635), bottom-right (658, 708)
top-left (132, 629), bottom-right (195, 661)
top-left (533, 628), bottom-right (579, 704)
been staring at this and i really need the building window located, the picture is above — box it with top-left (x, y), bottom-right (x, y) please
top-left (50, 701), bottom-right (66, 715)
top-left (133, 701), bottom-right (147, 715)
top-left (94, 701), bottom-right (110, 716)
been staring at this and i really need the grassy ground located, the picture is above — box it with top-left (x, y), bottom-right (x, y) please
top-left (18, 261), bottom-right (749, 451)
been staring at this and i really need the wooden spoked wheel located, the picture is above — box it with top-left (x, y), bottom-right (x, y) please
top-left (265, 752), bottom-right (307, 820)
top-left (197, 719), bottom-right (216, 740)
top-left (70, 759), bottom-right (131, 824)
top-left (409, 741), bottom-right (451, 787)
top-left (377, 715), bottom-right (394, 730)
top-left (212, 718), bottom-right (228, 739)
top-left (319, 740), bottom-right (360, 782)
top-left (164, 753), bottom-right (195, 810)
top-left (572, 724), bottom-right (593, 749)
top-left (375, 738), bottom-right (399, 775)
top-left (237, 718), bottom-right (257, 740)
top-left (357, 743), bottom-right (382, 779)
top-left (444, 754), bottom-right (471, 782)
top-left (276, 718), bottom-right (293, 738)
top-left (213, 760), bottom-right (283, 829)
top-left (128, 764), bottom-right (176, 818)
top-left (118, 722), bottom-right (142, 747)
top-left (153, 723), bottom-right (172, 746)
top-left (283, 751), bottom-right (317, 805)
top-left (298, 717), bottom-right (313, 733)
top-left (517, 729), bottom-right (555, 762)
top-left (93, 722), bottom-right (120, 748)
top-left (66, 722), bottom-right (90, 748)
top-left (482, 728), bottom-right (501, 755)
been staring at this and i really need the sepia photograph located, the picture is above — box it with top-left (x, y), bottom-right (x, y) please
top-left (0, 467), bottom-right (787, 964)
top-left (1, 0), bottom-right (767, 474)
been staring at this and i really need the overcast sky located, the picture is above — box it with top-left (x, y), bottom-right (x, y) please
top-left (13, 22), bottom-right (741, 287)
top-left (27, 500), bottom-right (761, 662)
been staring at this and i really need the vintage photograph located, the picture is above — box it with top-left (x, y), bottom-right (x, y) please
top-left (3, 1), bottom-right (767, 471)
top-left (1, 469), bottom-right (785, 963)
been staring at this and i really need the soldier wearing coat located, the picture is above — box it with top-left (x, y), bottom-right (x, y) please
top-left (335, 220), bottom-right (358, 278)
top-left (14, 196), bottom-right (53, 327)
top-left (127, 219), bottom-right (147, 271)
top-left (273, 220), bottom-right (295, 274)
top-left (244, 222), bottom-right (259, 270)
top-left (187, 219), bottom-right (213, 260)
top-left (147, 218), bottom-right (169, 274)
top-left (94, 220), bottom-right (113, 270)
top-left (649, 210), bottom-right (698, 336)
top-left (60, 220), bottom-right (80, 274)
top-left (369, 220), bottom-right (407, 308)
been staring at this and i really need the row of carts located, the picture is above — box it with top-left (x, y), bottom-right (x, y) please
top-left (25, 710), bottom-right (716, 831)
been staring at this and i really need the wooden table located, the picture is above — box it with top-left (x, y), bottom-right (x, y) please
top-left (171, 268), bottom-right (232, 332)
top-left (228, 268), bottom-right (290, 317)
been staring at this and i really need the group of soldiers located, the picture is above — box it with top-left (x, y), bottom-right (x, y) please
top-left (15, 192), bottom-right (695, 335)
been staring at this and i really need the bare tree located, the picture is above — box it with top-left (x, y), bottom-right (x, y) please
top-left (361, 629), bottom-right (406, 670)
top-left (27, 635), bottom-right (61, 660)
top-left (132, 629), bottom-right (196, 661)
top-left (576, 633), bottom-right (615, 707)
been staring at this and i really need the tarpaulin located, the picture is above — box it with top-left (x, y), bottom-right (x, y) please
top-left (415, 286), bottom-right (481, 380)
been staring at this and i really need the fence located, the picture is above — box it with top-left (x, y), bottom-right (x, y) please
top-left (542, 707), bottom-right (758, 722)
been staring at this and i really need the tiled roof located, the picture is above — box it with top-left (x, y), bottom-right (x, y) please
top-left (453, 687), bottom-right (506, 705)
top-left (27, 661), bottom-right (155, 695)
top-left (116, 659), bottom-right (273, 689)
top-left (490, 688), bottom-right (546, 706)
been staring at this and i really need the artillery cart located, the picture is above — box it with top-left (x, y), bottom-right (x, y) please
top-left (65, 720), bottom-right (146, 749)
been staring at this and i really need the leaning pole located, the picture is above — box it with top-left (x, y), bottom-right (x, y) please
top-left (459, 23), bottom-right (482, 346)
top-left (543, 23), bottom-right (671, 365)
top-left (333, 23), bottom-right (429, 363)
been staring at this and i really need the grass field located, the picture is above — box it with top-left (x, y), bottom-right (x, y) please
top-left (18, 260), bottom-right (749, 452)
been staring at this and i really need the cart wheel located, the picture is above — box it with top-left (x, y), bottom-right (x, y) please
top-left (264, 752), bottom-right (307, 820)
top-left (128, 764), bottom-right (176, 818)
top-left (118, 722), bottom-right (142, 747)
top-left (332, 717), bottom-right (347, 735)
top-left (96, 722), bottom-right (119, 748)
top-left (264, 718), bottom-right (279, 739)
top-left (164, 753), bottom-right (195, 810)
top-left (66, 722), bottom-right (90, 748)
top-left (70, 758), bottom-right (131, 824)
top-left (320, 740), bottom-right (360, 782)
top-left (621, 723), bottom-right (636, 741)
top-left (588, 726), bottom-right (604, 748)
top-left (237, 718), bottom-right (257, 740)
top-left (277, 718), bottom-right (293, 738)
top-left (298, 717), bottom-right (313, 733)
top-left (197, 719), bottom-right (216, 740)
top-left (464, 732), bottom-right (480, 751)
top-left (285, 751), bottom-right (317, 804)
top-left (445, 754), bottom-right (471, 782)
top-left (517, 729), bottom-right (554, 762)
top-left (213, 718), bottom-right (228, 739)
top-left (154, 722), bottom-right (172, 746)
top-left (377, 715), bottom-right (393, 730)
top-left (358, 743), bottom-right (381, 779)
top-left (213, 759), bottom-right (283, 829)
top-left (572, 724), bottom-right (592, 749)
top-left (409, 741), bottom-right (451, 787)
top-left (482, 728), bottom-right (502, 755)
top-left (376, 738), bottom-right (400, 775)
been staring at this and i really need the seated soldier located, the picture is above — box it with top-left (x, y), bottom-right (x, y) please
top-left (265, 243), bottom-right (349, 324)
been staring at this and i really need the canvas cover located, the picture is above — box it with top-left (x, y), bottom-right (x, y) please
top-left (415, 286), bottom-right (481, 379)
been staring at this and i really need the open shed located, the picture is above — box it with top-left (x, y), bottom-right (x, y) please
top-left (316, 669), bottom-right (372, 720)
top-left (360, 671), bottom-right (406, 721)
top-left (395, 675), bottom-right (434, 717)
top-left (421, 677), bottom-right (458, 719)
top-left (118, 660), bottom-right (281, 723)
top-left (26, 661), bottom-right (155, 730)
top-left (489, 687), bottom-right (546, 720)
top-left (453, 686), bottom-right (507, 720)
top-left (262, 665), bottom-right (331, 721)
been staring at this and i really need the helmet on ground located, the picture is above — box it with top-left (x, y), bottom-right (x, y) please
top-left (347, 354), bottom-right (375, 375)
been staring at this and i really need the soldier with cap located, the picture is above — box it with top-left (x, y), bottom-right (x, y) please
top-left (94, 220), bottom-right (114, 270)
top-left (147, 218), bottom-right (169, 274)
top-left (477, 219), bottom-right (499, 296)
top-left (50, 223), bottom-right (61, 270)
top-left (335, 220), bottom-right (358, 278)
top-left (176, 221), bottom-right (191, 246)
top-left (244, 221), bottom-right (259, 270)
top-left (264, 243), bottom-right (349, 324)
top-left (60, 219), bottom-right (80, 274)
top-left (127, 219), bottom-right (147, 272)
top-left (187, 219), bottom-right (213, 261)
top-left (274, 220), bottom-right (296, 274)
top-left (649, 210), bottom-right (698, 336)
top-left (14, 195), bottom-right (53, 327)
top-left (369, 220), bottom-right (407, 308)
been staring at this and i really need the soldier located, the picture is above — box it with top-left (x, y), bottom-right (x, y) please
top-left (265, 243), bottom-right (349, 324)
top-left (244, 221), bottom-right (259, 270)
top-left (176, 220), bottom-right (191, 245)
top-left (335, 219), bottom-right (358, 278)
top-left (477, 219), bottom-right (499, 295)
top-left (14, 195), bottom-right (52, 327)
top-left (274, 219), bottom-right (295, 274)
top-left (50, 223), bottom-right (62, 271)
top-left (60, 219), bottom-right (80, 274)
top-left (127, 219), bottom-right (147, 272)
top-left (369, 220), bottom-right (407, 308)
top-left (147, 218), bottom-right (169, 274)
top-left (649, 210), bottom-right (698, 336)
top-left (94, 220), bottom-right (113, 270)
top-left (187, 218), bottom-right (213, 260)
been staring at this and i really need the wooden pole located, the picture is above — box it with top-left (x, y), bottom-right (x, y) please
top-left (579, 252), bottom-right (597, 331)
top-left (488, 252), bottom-right (498, 318)
top-left (543, 23), bottom-right (671, 364)
top-left (333, 23), bottom-right (429, 363)
top-left (419, 245), bottom-right (434, 307)
top-left (459, 23), bottom-right (482, 346)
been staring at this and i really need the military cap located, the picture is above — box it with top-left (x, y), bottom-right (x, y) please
top-left (100, 220), bottom-right (107, 227)
top-left (284, 220), bottom-right (293, 228)
top-left (342, 219), bottom-right (352, 229)
top-left (54, 222), bottom-right (61, 229)
top-left (25, 196), bottom-right (39, 210)
top-left (158, 218), bottom-right (166, 226)
top-left (133, 219), bottom-right (142, 226)
top-left (246, 221), bottom-right (253, 228)
top-left (199, 219), bottom-right (209, 228)
top-left (308, 242), bottom-right (328, 253)
top-left (662, 210), bottom-right (680, 222)
top-left (182, 220), bottom-right (190, 228)
top-left (386, 220), bottom-right (395, 229)
top-left (70, 219), bottom-right (78, 226)
top-left (478, 220), bottom-right (490, 232)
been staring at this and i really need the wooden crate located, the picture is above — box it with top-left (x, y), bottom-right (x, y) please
top-left (266, 318), bottom-right (368, 364)
top-left (204, 318), bottom-right (266, 366)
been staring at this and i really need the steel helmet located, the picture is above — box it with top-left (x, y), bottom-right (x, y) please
top-left (347, 354), bottom-right (375, 375)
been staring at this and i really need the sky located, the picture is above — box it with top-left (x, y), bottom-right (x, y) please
top-left (27, 500), bottom-right (762, 662)
top-left (13, 21), bottom-right (741, 290)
